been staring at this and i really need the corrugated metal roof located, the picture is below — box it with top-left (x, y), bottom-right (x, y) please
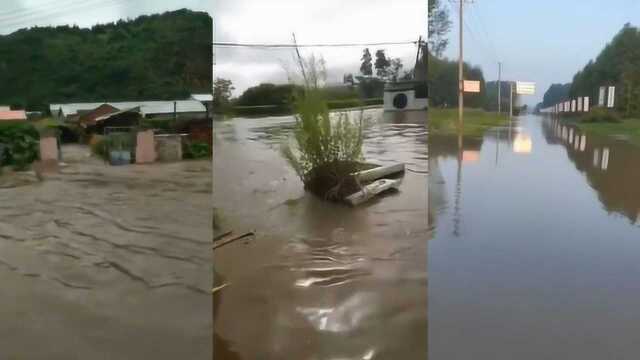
top-left (50, 100), bottom-right (207, 117)
top-left (0, 110), bottom-right (27, 121)
top-left (191, 94), bottom-right (213, 102)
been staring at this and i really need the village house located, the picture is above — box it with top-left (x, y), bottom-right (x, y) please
top-left (49, 100), bottom-right (208, 123)
top-left (190, 93), bottom-right (213, 118)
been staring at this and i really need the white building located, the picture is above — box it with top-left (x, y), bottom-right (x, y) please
top-left (383, 81), bottom-right (428, 112)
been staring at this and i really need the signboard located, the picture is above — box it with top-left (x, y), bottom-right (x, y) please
top-left (516, 81), bottom-right (536, 95)
top-left (607, 86), bottom-right (616, 108)
top-left (583, 96), bottom-right (590, 112)
top-left (463, 80), bottom-right (481, 93)
top-left (598, 87), bottom-right (606, 107)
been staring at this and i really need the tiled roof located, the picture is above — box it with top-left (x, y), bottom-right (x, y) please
top-left (50, 100), bottom-right (207, 117)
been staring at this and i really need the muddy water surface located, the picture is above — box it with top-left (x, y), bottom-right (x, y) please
top-left (0, 145), bottom-right (211, 359)
top-left (213, 109), bottom-right (429, 359)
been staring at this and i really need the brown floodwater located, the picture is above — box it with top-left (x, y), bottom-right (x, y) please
top-left (0, 145), bottom-right (211, 359)
top-left (429, 115), bottom-right (640, 359)
top-left (213, 109), bottom-right (429, 359)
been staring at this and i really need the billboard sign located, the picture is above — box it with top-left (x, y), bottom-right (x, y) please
top-left (463, 80), bottom-right (481, 93)
top-left (516, 82), bottom-right (536, 95)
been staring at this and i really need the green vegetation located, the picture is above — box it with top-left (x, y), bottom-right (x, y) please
top-left (576, 119), bottom-right (640, 146)
top-left (0, 122), bottom-right (40, 170)
top-left (580, 107), bottom-right (621, 123)
top-left (538, 83), bottom-right (571, 111)
top-left (281, 56), bottom-right (366, 201)
top-left (570, 24), bottom-right (640, 117)
top-left (0, 9), bottom-right (212, 112)
top-left (183, 141), bottom-right (211, 159)
top-left (429, 108), bottom-right (510, 137)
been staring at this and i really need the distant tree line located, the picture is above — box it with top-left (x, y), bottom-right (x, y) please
top-left (0, 9), bottom-right (212, 112)
top-left (569, 23), bottom-right (640, 117)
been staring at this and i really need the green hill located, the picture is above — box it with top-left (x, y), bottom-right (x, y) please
top-left (0, 9), bottom-right (212, 112)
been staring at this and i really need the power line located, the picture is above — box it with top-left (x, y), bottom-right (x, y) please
top-left (213, 40), bottom-right (420, 48)
top-left (468, 2), bottom-right (500, 61)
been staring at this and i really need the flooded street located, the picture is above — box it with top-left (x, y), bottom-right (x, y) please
top-left (429, 115), bottom-right (640, 359)
top-left (0, 145), bottom-right (211, 359)
top-left (213, 109), bottom-right (429, 359)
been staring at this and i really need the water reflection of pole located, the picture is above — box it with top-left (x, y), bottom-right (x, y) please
top-left (495, 127), bottom-right (499, 166)
top-left (454, 131), bottom-right (463, 237)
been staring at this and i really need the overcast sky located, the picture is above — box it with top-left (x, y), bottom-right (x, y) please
top-left (214, 0), bottom-right (427, 96)
top-left (442, 0), bottom-right (640, 106)
top-left (0, 0), bottom-right (211, 35)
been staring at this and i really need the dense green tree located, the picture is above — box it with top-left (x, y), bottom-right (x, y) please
top-left (360, 48), bottom-right (373, 76)
top-left (570, 24), bottom-right (640, 116)
top-left (539, 83), bottom-right (571, 109)
top-left (428, 0), bottom-right (452, 58)
top-left (0, 9), bottom-right (212, 112)
top-left (374, 50), bottom-right (391, 78)
top-left (388, 58), bottom-right (403, 82)
top-left (235, 83), bottom-right (301, 107)
top-left (213, 78), bottom-right (234, 113)
top-left (427, 54), bottom-right (486, 108)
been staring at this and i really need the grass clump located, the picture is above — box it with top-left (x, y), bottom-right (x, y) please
top-left (429, 108), bottom-right (510, 137)
top-left (281, 54), bottom-right (366, 201)
top-left (579, 107), bottom-right (621, 123)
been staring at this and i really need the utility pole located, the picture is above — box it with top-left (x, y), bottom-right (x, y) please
top-left (497, 62), bottom-right (502, 114)
top-left (509, 82), bottom-right (513, 119)
top-left (458, 0), bottom-right (464, 131)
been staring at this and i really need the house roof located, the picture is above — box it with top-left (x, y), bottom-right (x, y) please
top-left (50, 100), bottom-right (207, 117)
top-left (94, 107), bottom-right (141, 123)
top-left (0, 110), bottom-right (27, 121)
top-left (191, 94), bottom-right (213, 102)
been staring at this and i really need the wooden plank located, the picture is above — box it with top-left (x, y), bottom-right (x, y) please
top-left (212, 232), bottom-right (255, 250)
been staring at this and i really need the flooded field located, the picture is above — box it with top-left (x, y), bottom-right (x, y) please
top-left (0, 145), bottom-right (211, 359)
top-left (429, 115), bottom-right (640, 359)
top-left (213, 109), bottom-right (429, 359)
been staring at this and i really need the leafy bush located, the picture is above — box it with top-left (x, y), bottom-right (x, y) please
top-left (581, 107), bottom-right (621, 123)
top-left (0, 122), bottom-right (40, 171)
top-left (183, 141), bottom-right (211, 159)
top-left (282, 88), bottom-right (365, 200)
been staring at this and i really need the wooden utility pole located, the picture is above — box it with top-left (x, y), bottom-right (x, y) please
top-left (498, 62), bottom-right (502, 114)
top-left (458, 0), bottom-right (464, 131)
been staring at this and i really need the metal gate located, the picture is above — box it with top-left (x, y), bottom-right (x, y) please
top-left (104, 126), bottom-right (136, 165)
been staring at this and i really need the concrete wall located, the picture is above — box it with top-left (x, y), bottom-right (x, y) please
top-left (154, 134), bottom-right (183, 162)
top-left (384, 90), bottom-right (429, 112)
top-left (136, 130), bottom-right (157, 164)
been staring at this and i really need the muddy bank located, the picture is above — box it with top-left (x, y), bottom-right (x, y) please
top-left (213, 110), bottom-right (429, 359)
top-left (0, 145), bottom-right (211, 359)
